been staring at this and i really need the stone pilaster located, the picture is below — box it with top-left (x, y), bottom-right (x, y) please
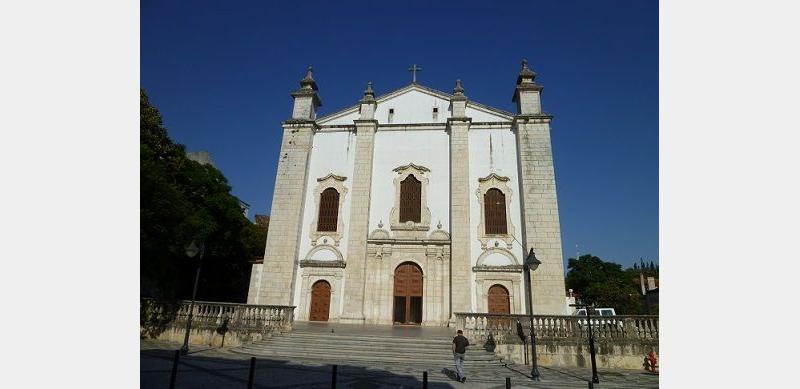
top-left (449, 122), bottom-right (473, 318)
top-left (253, 122), bottom-right (316, 305)
top-left (250, 66), bottom-right (321, 306)
top-left (512, 60), bottom-right (567, 314)
top-left (448, 79), bottom-right (472, 318)
top-left (515, 117), bottom-right (566, 314)
top-left (339, 119), bottom-right (377, 323)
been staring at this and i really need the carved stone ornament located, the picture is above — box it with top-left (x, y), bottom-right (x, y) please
top-left (309, 173), bottom-right (348, 246)
top-left (390, 163), bottom-right (432, 232)
top-left (476, 173), bottom-right (516, 249)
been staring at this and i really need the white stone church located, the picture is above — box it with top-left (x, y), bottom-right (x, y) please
top-left (247, 61), bottom-right (567, 326)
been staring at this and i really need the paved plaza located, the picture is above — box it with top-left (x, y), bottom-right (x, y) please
top-left (140, 340), bottom-right (658, 388)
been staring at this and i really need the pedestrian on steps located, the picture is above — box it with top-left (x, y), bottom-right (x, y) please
top-left (452, 329), bottom-right (470, 383)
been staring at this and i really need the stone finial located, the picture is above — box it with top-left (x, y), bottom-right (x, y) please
top-left (450, 79), bottom-right (467, 117)
top-left (517, 59), bottom-right (537, 85)
top-left (378, 220), bottom-right (383, 229)
top-left (300, 65), bottom-right (317, 90)
top-left (358, 81), bottom-right (377, 119)
top-left (512, 58), bottom-right (543, 113)
top-left (290, 65), bottom-right (322, 120)
top-left (437, 220), bottom-right (442, 229)
top-left (359, 81), bottom-right (376, 103)
top-left (453, 79), bottom-right (465, 96)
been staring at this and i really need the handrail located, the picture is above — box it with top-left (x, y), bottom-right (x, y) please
top-left (140, 297), bottom-right (294, 310)
top-left (453, 312), bottom-right (658, 342)
top-left (140, 299), bottom-right (296, 337)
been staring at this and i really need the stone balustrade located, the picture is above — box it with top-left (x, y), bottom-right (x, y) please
top-left (454, 312), bottom-right (658, 369)
top-left (140, 298), bottom-right (295, 348)
top-left (455, 312), bottom-right (658, 342)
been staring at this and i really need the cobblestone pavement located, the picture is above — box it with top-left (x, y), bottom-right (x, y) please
top-left (141, 341), bottom-right (658, 388)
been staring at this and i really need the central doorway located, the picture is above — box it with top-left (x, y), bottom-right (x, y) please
top-left (309, 280), bottom-right (331, 322)
top-left (393, 262), bottom-right (423, 325)
top-left (488, 284), bottom-right (511, 328)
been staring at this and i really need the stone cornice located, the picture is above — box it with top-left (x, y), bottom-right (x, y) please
top-left (282, 119), bottom-right (320, 129)
top-left (353, 119), bottom-right (379, 125)
top-left (392, 163), bottom-right (430, 173)
top-left (316, 173), bottom-right (347, 182)
top-left (472, 265), bottom-right (524, 273)
top-left (291, 89), bottom-right (323, 106)
top-left (512, 114), bottom-right (554, 125)
top-left (447, 117), bottom-right (472, 124)
top-left (367, 238), bottom-right (451, 246)
top-left (478, 173), bottom-right (510, 183)
top-left (299, 260), bottom-right (347, 268)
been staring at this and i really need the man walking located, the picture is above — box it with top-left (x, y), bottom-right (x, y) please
top-left (452, 329), bottom-right (469, 383)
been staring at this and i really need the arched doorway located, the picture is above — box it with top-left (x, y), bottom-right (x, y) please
top-left (393, 262), bottom-right (423, 324)
top-left (487, 284), bottom-right (511, 328)
top-left (309, 280), bottom-right (331, 322)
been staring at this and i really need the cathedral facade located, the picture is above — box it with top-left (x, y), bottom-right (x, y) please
top-left (247, 61), bottom-right (566, 326)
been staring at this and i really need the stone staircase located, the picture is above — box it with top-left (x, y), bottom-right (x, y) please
top-left (232, 326), bottom-right (509, 367)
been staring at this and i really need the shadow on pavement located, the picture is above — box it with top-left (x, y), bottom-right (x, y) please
top-left (141, 348), bottom-right (459, 388)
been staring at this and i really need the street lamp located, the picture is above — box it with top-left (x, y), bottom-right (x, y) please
top-left (523, 248), bottom-right (542, 381)
top-left (180, 239), bottom-right (205, 355)
top-left (570, 301), bottom-right (600, 384)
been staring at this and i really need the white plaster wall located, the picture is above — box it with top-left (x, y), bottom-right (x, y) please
top-left (318, 87), bottom-right (511, 126)
top-left (293, 131), bottom-right (357, 310)
top-left (374, 89), bottom-right (450, 124)
top-left (468, 126), bottom-right (526, 311)
top-left (465, 106), bottom-right (510, 122)
top-left (369, 130), bottom-right (451, 232)
top-left (319, 110), bottom-right (359, 125)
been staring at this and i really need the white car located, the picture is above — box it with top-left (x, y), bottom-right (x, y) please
top-left (574, 308), bottom-right (622, 328)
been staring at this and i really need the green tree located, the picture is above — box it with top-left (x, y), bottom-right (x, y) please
top-left (565, 254), bottom-right (642, 314)
top-left (140, 89), bottom-right (264, 302)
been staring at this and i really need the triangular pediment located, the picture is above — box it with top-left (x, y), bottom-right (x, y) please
top-left (317, 83), bottom-right (513, 125)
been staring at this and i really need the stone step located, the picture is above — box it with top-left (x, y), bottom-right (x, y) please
top-left (231, 348), bottom-right (509, 366)
top-left (244, 339), bottom-right (500, 355)
top-left (284, 331), bottom-right (455, 345)
top-left (257, 339), bottom-right (495, 355)
top-left (241, 345), bottom-right (501, 362)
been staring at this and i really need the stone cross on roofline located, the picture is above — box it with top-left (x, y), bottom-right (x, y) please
top-left (408, 64), bottom-right (423, 83)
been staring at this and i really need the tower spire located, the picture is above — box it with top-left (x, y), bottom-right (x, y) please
top-left (290, 65), bottom-right (322, 120)
top-left (358, 81), bottom-right (377, 119)
top-left (512, 59), bottom-right (543, 115)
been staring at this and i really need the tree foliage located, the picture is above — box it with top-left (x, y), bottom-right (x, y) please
top-left (140, 89), bottom-right (265, 302)
top-left (565, 254), bottom-right (643, 314)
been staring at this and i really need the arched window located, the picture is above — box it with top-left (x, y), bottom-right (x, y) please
top-left (399, 175), bottom-right (422, 223)
top-left (317, 188), bottom-right (339, 232)
top-left (484, 188), bottom-right (507, 234)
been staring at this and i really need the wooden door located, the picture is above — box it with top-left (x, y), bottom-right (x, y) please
top-left (393, 262), bottom-right (423, 324)
top-left (309, 280), bottom-right (331, 322)
top-left (488, 284), bottom-right (510, 328)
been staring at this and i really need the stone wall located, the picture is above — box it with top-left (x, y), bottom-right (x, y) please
top-left (140, 299), bottom-right (294, 349)
top-left (493, 339), bottom-right (658, 369)
top-left (456, 312), bottom-right (658, 370)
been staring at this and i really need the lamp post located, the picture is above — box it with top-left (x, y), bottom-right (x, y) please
top-left (523, 248), bottom-right (542, 381)
top-left (570, 302), bottom-right (600, 384)
top-left (180, 240), bottom-right (204, 355)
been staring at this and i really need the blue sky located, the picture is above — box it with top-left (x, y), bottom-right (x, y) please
top-left (141, 0), bottom-right (658, 268)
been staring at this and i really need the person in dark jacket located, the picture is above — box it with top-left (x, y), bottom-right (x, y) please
top-left (452, 329), bottom-right (470, 382)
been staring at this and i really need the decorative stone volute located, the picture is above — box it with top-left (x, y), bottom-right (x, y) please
top-left (358, 81), bottom-right (377, 120)
top-left (450, 79), bottom-right (467, 118)
top-left (291, 65), bottom-right (322, 121)
top-left (512, 59), bottom-right (544, 115)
